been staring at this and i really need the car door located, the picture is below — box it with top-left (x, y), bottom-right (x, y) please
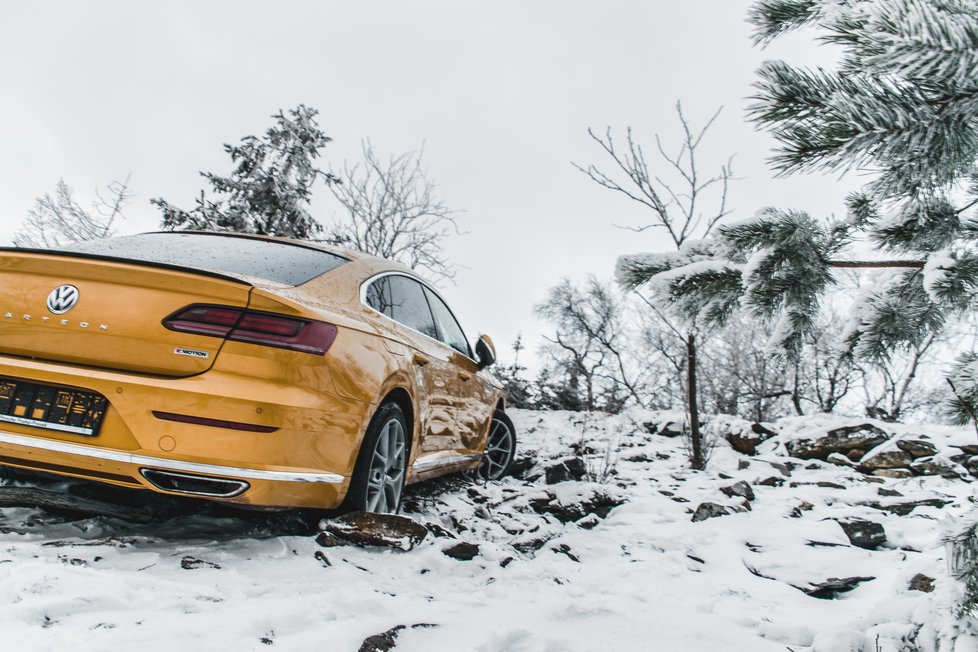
top-left (422, 286), bottom-right (494, 453)
top-left (378, 275), bottom-right (461, 453)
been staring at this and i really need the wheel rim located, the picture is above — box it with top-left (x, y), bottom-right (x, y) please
top-left (365, 417), bottom-right (406, 513)
top-left (479, 417), bottom-right (514, 480)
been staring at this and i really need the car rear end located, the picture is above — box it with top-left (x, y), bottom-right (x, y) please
top-left (0, 232), bottom-right (368, 509)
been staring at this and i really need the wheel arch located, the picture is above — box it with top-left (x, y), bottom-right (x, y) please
top-left (382, 386), bottom-right (415, 447)
top-left (495, 396), bottom-right (506, 414)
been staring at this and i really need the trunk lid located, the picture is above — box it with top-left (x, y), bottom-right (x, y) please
top-left (0, 251), bottom-right (252, 377)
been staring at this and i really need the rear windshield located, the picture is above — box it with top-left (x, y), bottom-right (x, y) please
top-left (65, 233), bottom-right (347, 285)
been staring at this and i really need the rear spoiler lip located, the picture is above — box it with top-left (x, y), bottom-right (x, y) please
top-left (0, 247), bottom-right (254, 287)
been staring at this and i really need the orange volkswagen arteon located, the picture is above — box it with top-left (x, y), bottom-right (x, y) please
top-left (0, 232), bottom-right (516, 512)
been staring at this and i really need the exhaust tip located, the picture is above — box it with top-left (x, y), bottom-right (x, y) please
top-left (140, 468), bottom-right (249, 498)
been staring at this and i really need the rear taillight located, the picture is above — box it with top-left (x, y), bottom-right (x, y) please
top-left (163, 305), bottom-right (338, 356)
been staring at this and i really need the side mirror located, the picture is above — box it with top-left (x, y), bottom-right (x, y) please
top-left (475, 334), bottom-right (496, 369)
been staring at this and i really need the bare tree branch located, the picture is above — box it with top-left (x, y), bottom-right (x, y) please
top-left (324, 140), bottom-right (461, 285)
top-left (14, 176), bottom-right (132, 248)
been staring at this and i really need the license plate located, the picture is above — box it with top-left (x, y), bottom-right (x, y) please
top-left (0, 378), bottom-right (108, 436)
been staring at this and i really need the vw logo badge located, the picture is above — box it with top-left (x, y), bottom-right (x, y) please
top-left (46, 284), bottom-right (80, 315)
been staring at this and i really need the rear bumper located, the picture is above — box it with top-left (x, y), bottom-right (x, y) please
top-left (0, 354), bottom-right (369, 509)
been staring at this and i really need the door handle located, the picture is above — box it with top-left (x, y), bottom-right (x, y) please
top-left (459, 372), bottom-right (472, 382)
top-left (413, 353), bottom-right (430, 367)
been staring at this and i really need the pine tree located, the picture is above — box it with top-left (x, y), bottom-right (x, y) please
top-left (623, 0), bottom-right (978, 424)
top-left (153, 105), bottom-right (337, 239)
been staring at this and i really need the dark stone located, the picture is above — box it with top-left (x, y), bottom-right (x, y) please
top-left (859, 451), bottom-right (913, 472)
top-left (878, 488), bottom-right (903, 497)
top-left (872, 498), bottom-right (952, 516)
top-left (838, 519), bottom-right (887, 550)
top-left (738, 460), bottom-right (750, 470)
top-left (910, 458), bottom-right (961, 479)
top-left (508, 455), bottom-right (536, 480)
top-left (757, 476), bottom-right (783, 487)
top-left (181, 556), bottom-right (220, 570)
top-left (766, 460), bottom-right (793, 476)
top-left (955, 445), bottom-right (978, 456)
top-left (847, 449), bottom-right (866, 463)
top-left (816, 481), bottom-right (846, 489)
top-left (789, 501), bottom-right (814, 518)
top-left (896, 440), bottom-right (938, 459)
top-left (727, 424), bottom-right (777, 456)
top-left (552, 543), bottom-right (580, 562)
top-left (466, 487), bottom-right (489, 503)
top-left (691, 502), bottom-right (734, 522)
top-left (752, 422), bottom-right (777, 438)
top-left (545, 457), bottom-right (588, 484)
top-left (513, 537), bottom-right (550, 554)
top-left (796, 576), bottom-right (875, 599)
top-left (624, 453), bottom-right (654, 463)
top-left (727, 435), bottom-right (757, 456)
top-left (786, 423), bottom-right (889, 461)
top-left (314, 550), bottom-right (332, 567)
top-left (322, 512), bottom-right (428, 551)
top-left (424, 523), bottom-right (456, 539)
top-left (530, 491), bottom-right (626, 523)
top-left (658, 421), bottom-right (685, 437)
top-left (965, 456), bottom-right (978, 477)
top-left (908, 573), bottom-right (935, 593)
top-left (315, 531), bottom-right (346, 548)
top-left (720, 481), bottom-right (755, 502)
top-left (442, 542), bottom-right (480, 561)
top-left (359, 624), bottom-right (438, 652)
top-left (0, 486), bottom-right (156, 523)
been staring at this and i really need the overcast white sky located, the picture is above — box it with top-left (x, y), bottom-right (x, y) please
top-left (0, 1), bottom-right (858, 364)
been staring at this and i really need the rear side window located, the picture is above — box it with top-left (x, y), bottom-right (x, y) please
top-left (365, 276), bottom-right (394, 317)
top-left (385, 275), bottom-right (438, 340)
top-left (423, 287), bottom-right (471, 357)
top-left (65, 233), bottom-right (347, 286)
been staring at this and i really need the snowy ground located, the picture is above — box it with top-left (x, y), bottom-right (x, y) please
top-left (1, 409), bottom-right (977, 651)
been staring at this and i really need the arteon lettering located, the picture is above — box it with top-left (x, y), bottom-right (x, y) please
top-left (2, 313), bottom-right (108, 331)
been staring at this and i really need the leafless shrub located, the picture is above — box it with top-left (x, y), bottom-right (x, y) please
top-left (325, 141), bottom-right (460, 284)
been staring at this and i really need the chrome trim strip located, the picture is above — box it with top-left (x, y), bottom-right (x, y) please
top-left (0, 414), bottom-right (94, 436)
top-left (0, 430), bottom-right (345, 484)
top-left (412, 453), bottom-right (482, 473)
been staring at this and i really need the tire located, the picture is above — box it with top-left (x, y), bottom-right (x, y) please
top-left (477, 410), bottom-right (517, 481)
top-left (342, 402), bottom-right (408, 514)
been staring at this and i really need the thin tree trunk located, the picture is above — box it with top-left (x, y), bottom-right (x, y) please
top-left (687, 334), bottom-right (704, 470)
top-left (791, 359), bottom-right (804, 416)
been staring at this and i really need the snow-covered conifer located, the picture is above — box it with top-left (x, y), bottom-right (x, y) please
top-left (153, 105), bottom-right (336, 239)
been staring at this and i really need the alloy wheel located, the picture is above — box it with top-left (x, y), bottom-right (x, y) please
top-left (365, 417), bottom-right (406, 513)
top-left (479, 416), bottom-right (515, 480)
